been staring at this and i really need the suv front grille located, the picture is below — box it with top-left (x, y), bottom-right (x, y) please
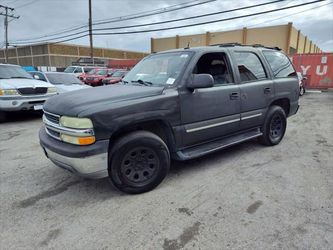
top-left (44, 112), bottom-right (59, 124)
top-left (18, 87), bottom-right (48, 95)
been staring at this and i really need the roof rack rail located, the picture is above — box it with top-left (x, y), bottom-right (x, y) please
top-left (251, 44), bottom-right (281, 51)
top-left (209, 43), bottom-right (242, 47)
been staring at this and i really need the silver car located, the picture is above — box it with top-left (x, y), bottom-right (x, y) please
top-left (0, 64), bottom-right (57, 122)
top-left (29, 71), bottom-right (90, 94)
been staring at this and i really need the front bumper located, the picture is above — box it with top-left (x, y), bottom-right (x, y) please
top-left (0, 94), bottom-right (55, 111)
top-left (39, 127), bottom-right (109, 179)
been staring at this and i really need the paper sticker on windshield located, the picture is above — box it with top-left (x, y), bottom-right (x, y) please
top-left (166, 78), bottom-right (175, 85)
top-left (180, 54), bottom-right (188, 58)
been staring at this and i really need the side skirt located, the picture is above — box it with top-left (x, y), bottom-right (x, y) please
top-left (175, 127), bottom-right (262, 160)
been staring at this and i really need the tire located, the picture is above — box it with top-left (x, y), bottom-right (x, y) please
top-left (0, 111), bottom-right (7, 123)
top-left (299, 86), bottom-right (305, 96)
top-left (259, 105), bottom-right (287, 146)
top-left (108, 131), bottom-right (170, 194)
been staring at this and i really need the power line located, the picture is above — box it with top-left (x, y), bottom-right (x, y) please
top-left (9, 0), bottom-right (326, 46)
top-left (247, 1), bottom-right (333, 28)
top-left (93, 0), bottom-right (327, 35)
top-left (10, 0), bottom-right (286, 44)
top-left (10, 0), bottom-right (216, 42)
top-left (15, 0), bottom-right (40, 9)
top-left (0, 4), bottom-right (19, 62)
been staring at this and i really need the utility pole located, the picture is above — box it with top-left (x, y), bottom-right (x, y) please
top-left (88, 0), bottom-right (94, 65)
top-left (0, 5), bottom-right (19, 63)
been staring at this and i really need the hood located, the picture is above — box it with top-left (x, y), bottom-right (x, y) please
top-left (44, 84), bottom-right (164, 116)
top-left (55, 84), bottom-right (90, 94)
top-left (105, 77), bottom-right (122, 81)
top-left (0, 78), bottom-right (54, 89)
top-left (86, 74), bottom-right (105, 78)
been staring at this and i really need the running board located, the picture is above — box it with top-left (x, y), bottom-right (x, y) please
top-left (176, 128), bottom-right (262, 160)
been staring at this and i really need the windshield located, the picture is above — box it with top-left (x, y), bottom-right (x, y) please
top-left (112, 71), bottom-right (126, 77)
top-left (97, 69), bottom-right (108, 75)
top-left (45, 73), bottom-right (82, 85)
top-left (123, 52), bottom-right (192, 86)
top-left (64, 66), bottom-right (76, 73)
top-left (0, 65), bottom-right (33, 79)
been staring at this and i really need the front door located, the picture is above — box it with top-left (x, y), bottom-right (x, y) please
top-left (179, 52), bottom-right (241, 148)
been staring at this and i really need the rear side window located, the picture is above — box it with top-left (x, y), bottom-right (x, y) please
top-left (263, 50), bottom-right (296, 78)
top-left (234, 52), bottom-right (267, 82)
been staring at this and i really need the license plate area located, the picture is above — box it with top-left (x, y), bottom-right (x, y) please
top-left (34, 105), bottom-right (43, 110)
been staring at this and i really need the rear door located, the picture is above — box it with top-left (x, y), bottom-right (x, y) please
top-left (231, 50), bottom-right (274, 130)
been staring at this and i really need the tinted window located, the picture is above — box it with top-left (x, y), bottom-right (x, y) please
top-left (30, 72), bottom-right (47, 82)
top-left (64, 66), bottom-right (75, 73)
top-left (263, 51), bottom-right (296, 78)
top-left (194, 53), bottom-right (233, 85)
top-left (234, 52), bottom-right (267, 82)
top-left (74, 67), bottom-right (83, 73)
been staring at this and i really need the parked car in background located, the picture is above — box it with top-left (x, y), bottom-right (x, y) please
top-left (64, 66), bottom-right (102, 78)
top-left (78, 67), bottom-right (107, 82)
top-left (84, 68), bottom-right (114, 87)
top-left (29, 71), bottom-right (90, 94)
top-left (297, 72), bottom-right (306, 96)
top-left (0, 64), bottom-right (57, 122)
top-left (102, 70), bottom-right (128, 85)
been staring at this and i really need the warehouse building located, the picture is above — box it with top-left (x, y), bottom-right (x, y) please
top-left (151, 23), bottom-right (322, 54)
top-left (0, 43), bottom-right (148, 68)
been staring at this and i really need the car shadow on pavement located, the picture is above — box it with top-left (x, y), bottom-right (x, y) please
top-left (44, 139), bottom-right (261, 201)
top-left (2, 111), bottom-right (43, 123)
top-left (15, 139), bottom-right (262, 210)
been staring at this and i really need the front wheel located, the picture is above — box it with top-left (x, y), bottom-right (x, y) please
top-left (108, 131), bottom-right (170, 194)
top-left (260, 106), bottom-right (287, 146)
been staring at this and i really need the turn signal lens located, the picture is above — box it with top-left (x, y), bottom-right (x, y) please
top-left (60, 134), bottom-right (95, 145)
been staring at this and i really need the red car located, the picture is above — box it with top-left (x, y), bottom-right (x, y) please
top-left (84, 68), bottom-right (114, 87)
top-left (77, 67), bottom-right (105, 82)
top-left (102, 70), bottom-right (128, 85)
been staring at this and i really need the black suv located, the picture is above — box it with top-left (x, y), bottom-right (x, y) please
top-left (40, 44), bottom-right (299, 194)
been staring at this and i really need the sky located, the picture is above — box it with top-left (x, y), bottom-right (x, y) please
top-left (0, 0), bottom-right (332, 53)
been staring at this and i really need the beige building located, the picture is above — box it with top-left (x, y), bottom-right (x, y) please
top-left (0, 43), bottom-right (148, 67)
top-left (151, 23), bottom-right (322, 54)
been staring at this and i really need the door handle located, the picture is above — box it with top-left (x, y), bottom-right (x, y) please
top-left (229, 92), bottom-right (239, 100)
top-left (264, 87), bottom-right (271, 94)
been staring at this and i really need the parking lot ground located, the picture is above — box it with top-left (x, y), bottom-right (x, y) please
top-left (1, 92), bottom-right (332, 250)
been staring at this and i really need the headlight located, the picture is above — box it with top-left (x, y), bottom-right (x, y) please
top-left (0, 89), bottom-right (19, 96)
top-left (47, 87), bottom-right (57, 94)
top-left (60, 116), bottom-right (93, 129)
top-left (60, 134), bottom-right (95, 145)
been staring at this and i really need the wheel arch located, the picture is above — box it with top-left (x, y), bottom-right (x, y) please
top-left (108, 119), bottom-right (177, 154)
top-left (269, 98), bottom-right (290, 116)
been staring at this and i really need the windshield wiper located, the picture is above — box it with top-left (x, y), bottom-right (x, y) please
top-left (131, 79), bottom-right (153, 86)
top-left (10, 76), bottom-right (31, 79)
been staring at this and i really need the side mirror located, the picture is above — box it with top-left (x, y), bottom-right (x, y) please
top-left (187, 74), bottom-right (214, 90)
top-left (33, 74), bottom-right (40, 80)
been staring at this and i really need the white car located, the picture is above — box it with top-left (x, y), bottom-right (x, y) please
top-left (29, 71), bottom-right (90, 94)
top-left (64, 66), bottom-right (103, 77)
top-left (0, 64), bottom-right (57, 122)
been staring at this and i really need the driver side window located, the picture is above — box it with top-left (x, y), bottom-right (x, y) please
top-left (193, 53), bottom-right (233, 85)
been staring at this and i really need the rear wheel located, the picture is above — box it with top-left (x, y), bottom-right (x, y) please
top-left (108, 131), bottom-right (170, 194)
top-left (260, 105), bottom-right (287, 146)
